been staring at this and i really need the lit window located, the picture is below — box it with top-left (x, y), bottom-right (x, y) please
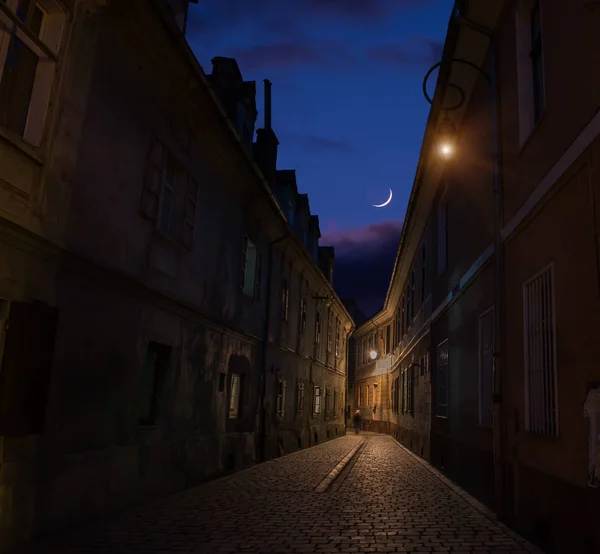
top-left (229, 373), bottom-right (242, 419)
top-left (241, 237), bottom-right (262, 299)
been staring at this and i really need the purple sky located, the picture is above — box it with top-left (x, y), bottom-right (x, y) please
top-left (187, 0), bottom-right (453, 316)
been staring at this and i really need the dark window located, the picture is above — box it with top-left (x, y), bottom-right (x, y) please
top-left (229, 373), bottom-right (244, 419)
top-left (334, 317), bottom-right (340, 358)
top-left (437, 202), bottom-right (447, 275)
top-left (436, 340), bottom-right (449, 418)
top-left (296, 381), bottom-right (305, 415)
top-left (410, 271), bottom-right (415, 321)
top-left (241, 237), bottom-right (261, 299)
top-left (407, 365), bottom-right (414, 415)
top-left (421, 245), bottom-right (427, 302)
top-left (530, 1), bottom-right (545, 124)
top-left (139, 342), bottom-right (171, 426)
top-left (281, 279), bottom-right (290, 321)
top-left (385, 324), bottom-right (391, 355)
top-left (327, 310), bottom-right (333, 353)
top-left (300, 298), bottom-right (307, 333)
top-left (401, 293), bottom-right (406, 337)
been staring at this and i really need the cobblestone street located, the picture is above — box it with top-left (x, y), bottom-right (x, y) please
top-left (20, 434), bottom-right (543, 554)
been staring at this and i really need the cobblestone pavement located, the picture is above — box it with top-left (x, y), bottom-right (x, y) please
top-left (20, 434), bottom-right (543, 553)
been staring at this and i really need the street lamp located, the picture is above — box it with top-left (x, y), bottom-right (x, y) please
top-left (436, 114), bottom-right (458, 159)
top-left (422, 11), bottom-right (505, 520)
top-left (369, 350), bottom-right (377, 360)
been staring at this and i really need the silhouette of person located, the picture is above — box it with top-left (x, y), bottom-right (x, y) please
top-left (353, 409), bottom-right (361, 434)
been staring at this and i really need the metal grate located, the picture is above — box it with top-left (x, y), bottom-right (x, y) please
top-left (523, 266), bottom-right (558, 436)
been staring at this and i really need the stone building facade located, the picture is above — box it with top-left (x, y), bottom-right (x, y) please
top-left (0, 0), bottom-right (352, 550)
top-left (351, 1), bottom-right (600, 552)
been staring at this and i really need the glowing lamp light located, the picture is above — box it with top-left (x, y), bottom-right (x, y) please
top-left (369, 350), bottom-right (378, 360)
top-left (436, 114), bottom-right (458, 160)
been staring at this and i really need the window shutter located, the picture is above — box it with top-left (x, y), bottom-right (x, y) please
top-left (140, 139), bottom-right (165, 221)
top-left (240, 236), bottom-right (248, 290)
top-left (281, 380), bottom-right (286, 417)
top-left (254, 251), bottom-right (262, 299)
top-left (0, 302), bottom-right (59, 435)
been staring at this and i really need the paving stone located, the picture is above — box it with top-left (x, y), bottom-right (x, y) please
top-left (15, 435), bottom-right (545, 554)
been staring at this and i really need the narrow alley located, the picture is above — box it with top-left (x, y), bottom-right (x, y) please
top-left (20, 435), bottom-right (542, 554)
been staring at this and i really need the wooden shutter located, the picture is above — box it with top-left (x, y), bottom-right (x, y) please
top-left (140, 138), bottom-right (165, 221)
top-left (0, 301), bottom-right (59, 435)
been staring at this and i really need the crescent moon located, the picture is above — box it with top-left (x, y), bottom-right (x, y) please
top-left (373, 188), bottom-right (393, 208)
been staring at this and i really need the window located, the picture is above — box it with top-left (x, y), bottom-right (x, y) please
top-left (300, 297), bottom-right (307, 333)
top-left (333, 389), bottom-right (337, 417)
top-left (0, 0), bottom-right (66, 146)
top-left (436, 340), bottom-right (449, 418)
top-left (421, 245), bottom-right (427, 302)
top-left (479, 308), bottom-right (494, 427)
top-left (241, 237), bottom-right (262, 299)
top-left (401, 371), bottom-right (406, 413)
top-left (437, 202), bottom-right (447, 275)
top-left (281, 278), bottom-right (290, 321)
top-left (385, 324), bottom-right (391, 355)
top-left (276, 379), bottom-right (287, 418)
top-left (401, 292), bottom-right (406, 337)
top-left (407, 366), bottom-right (414, 415)
top-left (367, 384), bottom-right (371, 407)
top-left (139, 342), bottom-right (171, 426)
top-left (529, 1), bottom-right (545, 124)
top-left (313, 384), bottom-right (321, 415)
top-left (325, 387), bottom-right (331, 419)
top-left (372, 384), bottom-right (377, 408)
top-left (410, 271), bottom-right (415, 320)
top-left (356, 385), bottom-right (361, 408)
top-left (391, 377), bottom-right (398, 413)
top-left (523, 266), bottom-right (557, 436)
top-left (314, 310), bottom-right (321, 344)
top-left (335, 317), bottom-right (340, 357)
top-left (141, 141), bottom-right (198, 246)
top-left (229, 373), bottom-right (243, 419)
top-left (327, 309), bottom-right (333, 353)
top-left (404, 284), bottom-right (410, 330)
top-left (296, 380), bottom-right (305, 415)
top-left (182, 179), bottom-right (198, 248)
top-left (419, 355), bottom-right (426, 377)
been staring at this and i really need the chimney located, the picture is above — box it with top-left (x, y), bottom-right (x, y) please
top-left (264, 79), bottom-right (272, 130)
top-left (253, 79), bottom-right (279, 189)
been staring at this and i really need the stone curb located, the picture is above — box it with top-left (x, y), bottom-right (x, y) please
top-left (314, 438), bottom-right (366, 493)
top-left (390, 436), bottom-right (544, 553)
top-left (206, 434), bottom-right (361, 487)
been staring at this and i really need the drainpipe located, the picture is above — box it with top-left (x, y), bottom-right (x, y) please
top-left (489, 35), bottom-right (506, 522)
top-left (259, 231), bottom-right (289, 463)
top-left (345, 323), bottom-right (356, 432)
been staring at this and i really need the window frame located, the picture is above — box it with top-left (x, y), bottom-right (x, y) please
top-left (0, 0), bottom-right (67, 147)
top-left (229, 372), bottom-right (243, 419)
top-left (436, 339), bottom-right (449, 419)
top-left (276, 379), bottom-right (287, 418)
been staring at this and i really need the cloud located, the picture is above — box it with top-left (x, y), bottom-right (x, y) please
top-left (322, 221), bottom-right (402, 317)
top-left (187, 0), bottom-right (433, 37)
top-left (366, 38), bottom-right (444, 68)
top-left (281, 132), bottom-right (353, 152)
top-left (230, 40), bottom-right (354, 71)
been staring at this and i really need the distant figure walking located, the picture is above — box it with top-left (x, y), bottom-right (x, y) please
top-left (353, 410), bottom-right (361, 434)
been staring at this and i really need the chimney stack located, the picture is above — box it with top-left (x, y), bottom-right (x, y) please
top-left (264, 79), bottom-right (272, 130)
top-left (253, 78), bottom-right (279, 189)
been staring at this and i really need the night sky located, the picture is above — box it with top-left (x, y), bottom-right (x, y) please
top-left (187, 0), bottom-right (453, 317)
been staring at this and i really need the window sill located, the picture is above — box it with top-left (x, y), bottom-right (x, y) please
top-left (152, 227), bottom-right (187, 252)
top-left (0, 126), bottom-right (45, 166)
